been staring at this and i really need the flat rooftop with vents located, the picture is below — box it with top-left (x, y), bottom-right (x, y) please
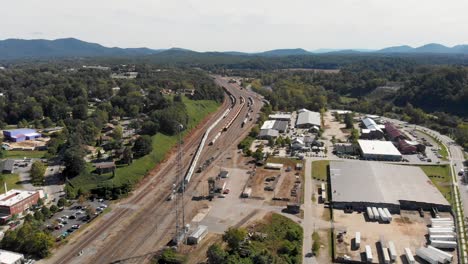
top-left (329, 161), bottom-right (450, 212)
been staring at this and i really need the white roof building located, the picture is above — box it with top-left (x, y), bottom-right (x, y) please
top-left (0, 249), bottom-right (24, 264)
top-left (268, 113), bottom-right (292, 121)
top-left (296, 109), bottom-right (321, 128)
top-left (261, 120), bottom-right (276, 130)
top-left (361, 117), bottom-right (383, 133)
top-left (358, 140), bottom-right (402, 161)
top-left (0, 189), bottom-right (39, 207)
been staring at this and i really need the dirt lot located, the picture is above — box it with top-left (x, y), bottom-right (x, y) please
top-left (334, 210), bottom-right (456, 263)
top-left (248, 158), bottom-right (303, 204)
top-left (323, 111), bottom-right (349, 142)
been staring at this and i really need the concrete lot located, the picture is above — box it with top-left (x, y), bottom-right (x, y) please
top-left (334, 210), bottom-right (456, 263)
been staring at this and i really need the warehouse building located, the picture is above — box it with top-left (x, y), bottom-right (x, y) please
top-left (272, 120), bottom-right (289, 133)
top-left (358, 140), bottom-right (402, 161)
top-left (258, 129), bottom-right (279, 139)
top-left (296, 109), bottom-right (321, 129)
top-left (0, 249), bottom-right (24, 264)
top-left (3, 129), bottom-right (41, 142)
top-left (329, 161), bottom-right (450, 213)
top-left (268, 113), bottom-right (292, 121)
top-left (0, 189), bottom-right (40, 223)
top-left (385, 122), bottom-right (406, 141)
top-left (360, 117), bottom-right (384, 139)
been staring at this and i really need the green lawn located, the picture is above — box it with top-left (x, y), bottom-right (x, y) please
top-left (0, 173), bottom-right (22, 190)
top-left (419, 165), bottom-right (453, 204)
top-left (69, 98), bottom-right (220, 192)
top-left (312, 160), bottom-right (329, 181)
top-left (5, 150), bottom-right (46, 159)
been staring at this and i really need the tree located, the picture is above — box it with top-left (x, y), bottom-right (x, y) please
top-left (344, 113), bottom-right (354, 129)
top-left (57, 197), bottom-right (67, 207)
top-left (140, 121), bottom-right (159, 136)
top-left (207, 244), bottom-right (227, 264)
top-left (34, 211), bottom-right (44, 221)
top-left (132, 135), bottom-right (153, 158)
top-left (252, 149), bottom-right (264, 162)
top-left (62, 143), bottom-right (86, 178)
top-left (49, 205), bottom-right (58, 213)
top-left (157, 248), bottom-right (186, 264)
top-left (121, 147), bottom-right (133, 165)
top-left (30, 161), bottom-right (46, 186)
top-left (72, 104), bottom-right (88, 120)
top-left (41, 206), bottom-right (51, 219)
top-left (112, 125), bottom-right (123, 141)
top-left (222, 227), bottom-right (247, 251)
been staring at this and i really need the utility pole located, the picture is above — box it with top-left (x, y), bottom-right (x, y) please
top-left (173, 123), bottom-right (185, 245)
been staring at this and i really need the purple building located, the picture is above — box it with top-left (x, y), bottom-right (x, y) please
top-left (3, 129), bottom-right (41, 142)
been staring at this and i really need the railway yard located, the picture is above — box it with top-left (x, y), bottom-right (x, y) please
top-left (42, 76), bottom-right (265, 264)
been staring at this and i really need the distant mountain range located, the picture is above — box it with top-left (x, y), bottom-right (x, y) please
top-left (1, 38), bottom-right (468, 60)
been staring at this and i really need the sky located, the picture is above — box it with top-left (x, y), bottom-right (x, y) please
top-left (1, 0), bottom-right (468, 52)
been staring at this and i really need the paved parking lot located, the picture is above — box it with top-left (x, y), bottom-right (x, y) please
top-left (46, 200), bottom-right (109, 240)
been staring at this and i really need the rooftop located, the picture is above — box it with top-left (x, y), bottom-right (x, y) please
top-left (296, 109), bottom-right (321, 127)
top-left (3, 128), bottom-right (38, 137)
top-left (272, 120), bottom-right (288, 131)
top-left (0, 189), bottom-right (38, 207)
top-left (259, 129), bottom-right (279, 138)
top-left (268, 113), bottom-right (292, 120)
top-left (330, 161), bottom-right (449, 206)
top-left (358, 140), bottom-right (401, 156)
top-left (95, 162), bottom-right (116, 169)
top-left (361, 117), bottom-right (382, 133)
top-left (0, 249), bottom-right (24, 264)
top-left (260, 120), bottom-right (276, 130)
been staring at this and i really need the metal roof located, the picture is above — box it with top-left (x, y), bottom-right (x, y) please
top-left (268, 113), bottom-right (292, 120)
top-left (296, 109), bottom-right (321, 127)
top-left (330, 161), bottom-right (449, 207)
top-left (260, 120), bottom-right (276, 130)
top-left (272, 120), bottom-right (288, 132)
top-left (358, 140), bottom-right (401, 156)
top-left (259, 129), bottom-right (279, 138)
top-left (362, 118), bottom-right (382, 133)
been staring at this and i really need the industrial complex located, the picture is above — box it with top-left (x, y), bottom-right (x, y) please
top-left (329, 161), bottom-right (450, 212)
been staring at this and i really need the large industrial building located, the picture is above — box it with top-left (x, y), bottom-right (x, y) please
top-left (3, 129), bottom-right (41, 142)
top-left (295, 109), bottom-right (321, 129)
top-left (360, 117), bottom-right (384, 139)
top-left (329, 161), bottom-right (450, 213)
top-left (357, 140), bottom-right (402, 161)
top-left (0, 189), bottom-right (41, 223)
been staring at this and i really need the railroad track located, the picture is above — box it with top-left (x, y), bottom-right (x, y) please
top-left (52, 77), bottom-right (263, 264)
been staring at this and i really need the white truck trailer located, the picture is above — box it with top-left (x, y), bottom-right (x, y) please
top-left (430, 240), bottom-right (457, 249)
top-left (366, 207), bottom-right (374, 220)
top-left (430, 235), bottom-right (456, 241)
top-left (372, 207), bottom-right (379, 219)
top-left (416, 247), bottom-right (444, 264)
top-left (388, 241), bottom-right (397, 261)
top-left (382, 247), bottom-right (390, 264)
top-left (378, 208), bottom-right (388, 222)
top-left (365, 245), bottom-right (373, 262)
top-left (383, 208), bottom-right (392, 222)
top-left (355, 232), bottom-right (360, 249)
top-left (404, 248), bottom-right (415, 264)
top-left (427, 245), bottom-right (453, 262)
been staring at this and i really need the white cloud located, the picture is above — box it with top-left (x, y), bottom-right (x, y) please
top-left (1, 0), bottom-right (467, 51)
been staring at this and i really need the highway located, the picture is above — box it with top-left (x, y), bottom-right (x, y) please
top-left (43, 76), bottom-right (263, 264)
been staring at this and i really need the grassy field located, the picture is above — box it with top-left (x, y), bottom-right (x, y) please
top-left (5, 150), bottom-right (46, 159)
top-left (311, 160), bottom-right (329, 181)
top-left (0, 173), bottom-right (22, 190)
top-left (256, 213), bottom-right (303, 263)
top-left (419, 164), bottom-right (453, 204)
top-left (69, 98), bottom-right (220, 192)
